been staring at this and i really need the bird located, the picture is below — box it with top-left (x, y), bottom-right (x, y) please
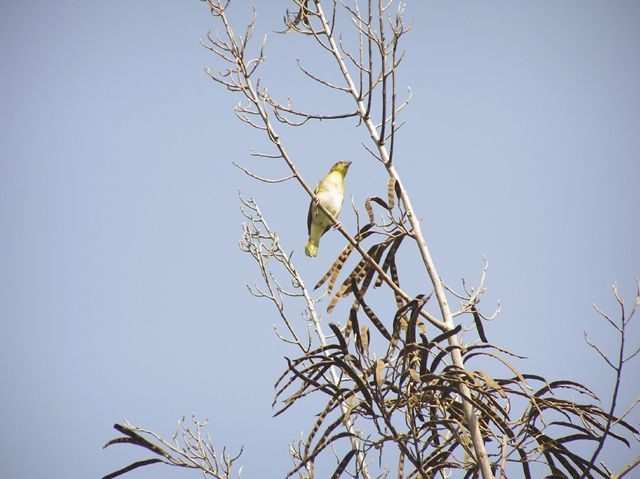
top-left (305, 160), bottom-right (352, 257)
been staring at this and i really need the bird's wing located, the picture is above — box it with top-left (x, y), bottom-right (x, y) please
top-left (307, 183), bottom-right (320, 235)
top-left (320, 222), bottom-right (332, 236)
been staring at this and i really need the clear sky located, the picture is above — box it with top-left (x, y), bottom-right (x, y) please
top-left (1, 1), bottom-right (638, 478)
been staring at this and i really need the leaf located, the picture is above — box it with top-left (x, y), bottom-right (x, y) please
top-left (102, 459), bottom-right (165, 479)
top-left (364, 197), bottom-right (375, 223)
top-left (331, 449), bottom-right (356, 479)
top-left (418, 320), bottom-right (427, 335)
top-left (477, 370), bottom-right (503, 394)
top-left (273, 355), bottom-right (342, 415)
top-left (534, 380), bottom-right (598, 399)
top-left (375, 359), bottom-right (385, 388)
top-left (331, 356), bottom-right (373, 406)
top-left (391, 299), bottom-right (421, 350)
top-left (349, 244), bottom-right (391, 312)
top-left (351, 275), bottom-right (391, 340)
top-left (329, 323), bottom-right (348, 351)
top-left (514, 446), bottom-right (533, 479)
top-left (397, 449), bottom-right (405, 479)
top-left (369, 196), bottom-right (390, 210)
top-left (326, 257), bottom-right (369, 312)
top-left (430, 325), bottom-right (462, 347)
top-left (394, 178), bottom-right (402, 201)
top-left (314, 224), bottom-right (375, 291)
top-left (387, 177), bottom-right (396, 209)
top-left (358, 324), bottom-right (370, 354)
top-left (347, 306), bottom-right (359, 341)
top-left (472, 307), bottom-right (488, 342)
top-left (287, 430), bottom-right (357, 479)
top-left (327, 242), bottom-right (388, 313)
top-left (375, 234), bottom-right (405, 287)
top-left (388, 249), bottom-right (404, 309)
top-left (104, 424), bottom-right (171, 459)
top-left (405, 293), bottom-right (429, 345)
top-left (304, 397), bottom-right (341, 461)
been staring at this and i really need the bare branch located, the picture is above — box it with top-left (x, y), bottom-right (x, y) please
top-left (233, 162), bottom-right (295, 183)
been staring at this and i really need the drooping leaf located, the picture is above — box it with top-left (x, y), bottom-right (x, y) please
top-left (387, 177), bottom-right (396, 210)
top-left (351, 276), bottom-right (391, 340)
top-left (357, 324), bottom-right (370, 354)
top-left (369, 196), bottom-right (390, 211)
top-left (375, 359), bottom-right (385, 388)
top-left (327, 242), bottom-right (388, 313)
top-left (104, 424), bottom-right (171, 459)
top-left (102, 459), bottom-right (165, 479)
top-left (304, 397), bottom-right (340, 460)
top-left (364, 197), bottom-right (375, 223)
top-left (330, 449), bottom-right (356, 479)
top-left (405, 293), bottom-right (429, 345)
top-left (329, 322), bottom-right (348, 352)
top-left (374, 234), bottom-right (405, 288)
top-left (314, 224), bottom-right (375, 291)
top-left (472, 307), bottom-right (488, 342)
top-left (430, 325), bottom-right (463, 347)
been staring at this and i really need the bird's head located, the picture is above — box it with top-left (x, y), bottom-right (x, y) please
top-left (329, 160), bottom-right (352, 177)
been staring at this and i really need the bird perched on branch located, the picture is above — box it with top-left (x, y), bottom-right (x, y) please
top-left (305, 160), bottom-right (352, 257)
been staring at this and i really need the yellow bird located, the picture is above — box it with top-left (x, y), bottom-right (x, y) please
top-left (305, 161), bottom-right (352, 257)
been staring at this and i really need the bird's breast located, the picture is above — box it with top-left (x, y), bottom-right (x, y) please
top-left (317, 182), bottom-right (344, 217)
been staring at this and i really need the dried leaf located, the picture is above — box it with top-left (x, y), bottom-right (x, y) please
top-left (430, 325), bottom-right (463, 347)
top-left (365, 197), bottom-right (375, 223)
top-left (330, 449), bottom-right (356, 479)
top-left (472, 307), bottom-right (488, 342)
top-left (477, 370), bottom-right (504, 397)
top-left (304, 397), bottom-right (339, 459)
top-left (406, 294), bottom-right (429, 345)
top-left (369, 196), bottom-right (390, 210)
top-left (358, 324), bottom-right (370, 353)
top-left (106, 424), bottom-right (171, 459)
top-left (330, 356), bottom-right (373, 406)
top-left (102, 459), bottom-right (165, 479)
top-left (329, 323), bottom-right (348, 351)
top-left (399, 317), bottom-right (408, 331)
top-left (375, 359), bottom-right (385, 388)
top-left (327, 242), bottom-right (388, 313)
top-left (314, 224), bottom-right (375, 291)
top-left (394, 178), bottom-right (402, 201)
top-left (351, 274), bottom-right (391, 340)
top-left (347, 306), bottom-right (359, 340)
top-left (387, 177), bottom-right (396, 209)
top-left (418, 320), bottom-right (427, 335)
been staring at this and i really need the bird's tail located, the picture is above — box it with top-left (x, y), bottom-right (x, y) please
top-left (305, 238), bottom-right (319, 257)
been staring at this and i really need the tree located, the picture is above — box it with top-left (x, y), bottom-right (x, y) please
top-left (103, 1), bottom-right (639, 478)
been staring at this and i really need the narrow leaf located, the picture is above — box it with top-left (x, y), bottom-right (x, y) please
top-left (365, 197), bottom-right (375, 223)
top-left (329, 323), bottom-right (348, 351)
top-left (331, 450), bottom-right (356, 479)
top-left (387, 178), bottom-right (396, 209)
top-left (472, 307), bottom-right (488, 342)
top-left (358, 324), bottom-right (370, 354)
top-left (102, 459), bottom-right (164, 479)
top-left (351, 276), bottom-right (391, 340)
top-left (375, 359), bottom-right (385, 388)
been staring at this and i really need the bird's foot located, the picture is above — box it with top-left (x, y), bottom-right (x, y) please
top-left (332, 221), bottom-right (343, 230)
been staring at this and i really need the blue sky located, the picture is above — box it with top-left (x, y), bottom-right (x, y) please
top-left (1, 1), bottom-right (638, 477)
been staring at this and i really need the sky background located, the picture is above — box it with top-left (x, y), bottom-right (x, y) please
top-left (1, 1), bottom-right (639, 478)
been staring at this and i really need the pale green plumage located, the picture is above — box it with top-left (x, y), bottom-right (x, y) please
top-left (305, 161), bottom-right (352, 257)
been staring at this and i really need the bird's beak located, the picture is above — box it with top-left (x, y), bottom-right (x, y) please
top-left (345, 161), bottom-right (353, 167)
